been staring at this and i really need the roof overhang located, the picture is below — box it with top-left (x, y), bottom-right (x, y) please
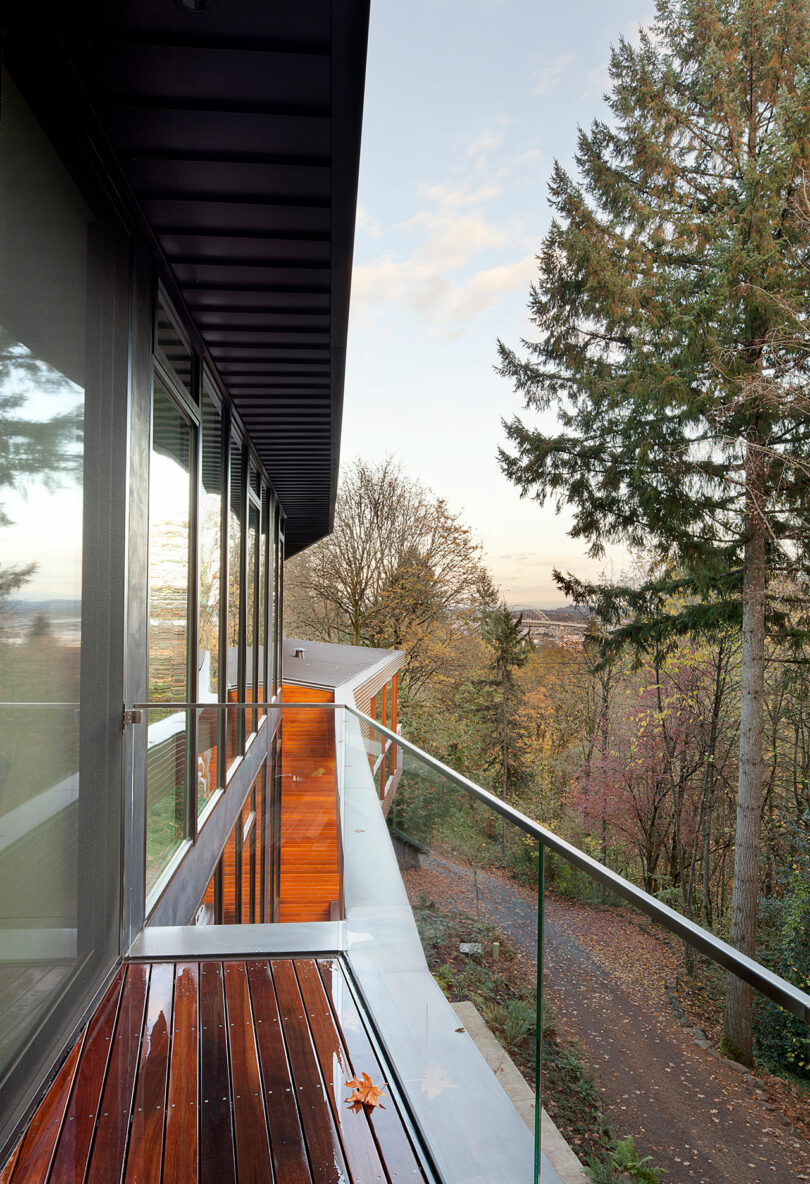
top-left (10, 0), bottom-right (369, 556)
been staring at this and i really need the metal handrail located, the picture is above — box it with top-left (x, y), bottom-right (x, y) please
top-left (132, 700), bottom-right (335, 710)
top-left (345, 704), bottom-right (810, 1026)
top-left (126, 698), bottom-right (810, 1023)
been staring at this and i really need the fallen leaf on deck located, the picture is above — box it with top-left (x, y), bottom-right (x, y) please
top-left (345, 1072), bottom-right (386, 1113)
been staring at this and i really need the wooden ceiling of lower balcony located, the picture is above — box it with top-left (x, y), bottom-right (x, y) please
top-left (1, 956), bottom-right (427, 1184)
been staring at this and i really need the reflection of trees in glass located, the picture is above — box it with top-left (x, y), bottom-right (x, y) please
top-left (148, 519), bottom-right (189, 704)
top-left (0, 563), bottom-right (35, 616)
top-left (246, 509), bottom-right (257, 651)
top-left (0, 327), bottom-right (83, 608)
top-left (199, 499), bottom-right (221, 696)
top-left (228, 514), bottom-right (242, 652)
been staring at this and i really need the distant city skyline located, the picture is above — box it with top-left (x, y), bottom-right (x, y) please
top-left (340, 0), bottom-right (654, 605)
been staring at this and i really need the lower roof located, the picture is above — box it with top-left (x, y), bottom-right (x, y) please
top-left (283, 637), bottom-right (405, 691)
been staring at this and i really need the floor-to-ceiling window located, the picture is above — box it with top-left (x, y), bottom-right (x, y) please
top-left (246, 487), bottom-right (259, 735)
top-left (0, 67), bottom-right (125, 1129)
top-left (227, 435), bottom-right (244, 768)
top-left (146, 370), bottom-right (194, 895)
top-left (198, 378), bottom-right (224, 815)
top-left (142, 302), bottom-right (283, 923)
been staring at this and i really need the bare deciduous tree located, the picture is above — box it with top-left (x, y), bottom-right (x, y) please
top-left (285, 457), bottom-right (488, 695)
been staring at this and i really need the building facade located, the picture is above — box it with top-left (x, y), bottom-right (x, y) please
top-left (0, 1), bottom-right (369, 1156)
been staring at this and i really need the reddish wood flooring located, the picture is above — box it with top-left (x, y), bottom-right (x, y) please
top-left (278, 686), bottom-right (341, 922)
top-left (1, 957), bottom-right (426, 1184)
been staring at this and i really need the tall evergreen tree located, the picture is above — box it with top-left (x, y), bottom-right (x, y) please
top-left (476, 603), bottom-right (532, 800)
top-left (497, 0), bottom-right (810, 1063)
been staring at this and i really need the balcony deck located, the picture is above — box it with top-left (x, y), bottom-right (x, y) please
top-left (278, 685), bottom-right (341, 922)
top-left (2, 956), bottom-right (427, 1184)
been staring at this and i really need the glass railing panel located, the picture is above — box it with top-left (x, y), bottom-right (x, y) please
top-left (130, 696), bottom-right (810, 1182)
top-left (196, 702), bottom-right (221, 818)
top-left (355, 714), bottom-right (542, 1182)
top-left (352, 709), bottom-right (810, 1184)
top-left (139, 701), bottom-right (341, 926)
top-left (145, 705), bottom-right (191, 895)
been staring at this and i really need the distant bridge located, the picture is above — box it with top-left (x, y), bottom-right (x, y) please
top-left (508, 605), bottom-right (588, 645)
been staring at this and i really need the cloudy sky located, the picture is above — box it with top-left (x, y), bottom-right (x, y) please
top-left (341, 0), bottom-right (656, 606)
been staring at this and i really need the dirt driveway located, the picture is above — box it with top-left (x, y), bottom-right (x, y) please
top-left (410, 853), bottom-right (810, 1184)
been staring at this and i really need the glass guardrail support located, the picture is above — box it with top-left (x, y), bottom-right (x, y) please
top-left (535, 841), bottom-right (545, 1182)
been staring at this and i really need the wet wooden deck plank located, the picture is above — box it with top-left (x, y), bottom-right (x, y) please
top-left (124, 962), bottom-right (175, 1184)
top-left (49, 970), bottom-right (126, 1184)
top-left (5, 956), bottom-right (427, 1184)
top-left (271, 958), bottom-right (350, 1184)
top-left (245, 960), bottom-right (312, 1184)
top-left (295, 959), bottom-right (387, 1184)
top-left (163, 963), bottom-right (199, 1183)
top-left (200, 961), bottom-right (236, 1184)
top-left (223, 962), bottom-right (273, 1184)
top-left (318, 959), bottom-right (426, 1184)
top-left (0, 1145), bottom-right (20, 1184)
top-left (85, 962), bottom-right (150, 1184)
top-left (8, 1038), bottom-right (82, 1183)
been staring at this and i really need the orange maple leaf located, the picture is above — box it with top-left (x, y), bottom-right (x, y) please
top-left (345, 1072), bottom-right (386, 1113)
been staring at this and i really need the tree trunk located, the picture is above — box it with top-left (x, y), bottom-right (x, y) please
top-left (723, 442), bottom-right (766, 1066)
top-left (702, 800), bottom-right (713, 928)
top-left (598, 669), bottom-right (610, 904)
top-left (687, 637), bottom-right (724, 924)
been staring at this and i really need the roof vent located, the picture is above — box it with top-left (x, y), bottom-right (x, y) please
top-left (294, 647), bottom-right (306, 659)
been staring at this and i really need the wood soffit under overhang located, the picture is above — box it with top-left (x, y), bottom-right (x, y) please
top-left (6, 0), bottom-right (370, 556)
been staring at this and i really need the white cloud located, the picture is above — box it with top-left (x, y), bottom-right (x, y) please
top-left (464, 128), bottom-right (505, 160)
top-left (356, 205), bottom-right (382, 238)
top-left (412, 179), bottom-right (503, 210)
top-left (531, 52), bottom-right (576, 97)
top-left (439, 254), bottom-right (537, 327)
top-left (352, 165), bottom-right (536, 335)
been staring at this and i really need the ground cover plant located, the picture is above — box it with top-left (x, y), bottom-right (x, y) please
top-left (409, 892), bottom-right (664, 1179)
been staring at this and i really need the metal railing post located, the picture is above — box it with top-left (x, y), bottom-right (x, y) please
top-left (535, 842), bottom-right (544, 1183)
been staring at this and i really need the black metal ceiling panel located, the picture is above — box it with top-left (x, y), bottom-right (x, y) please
top-left (47, 0), bottom-right (369, 555)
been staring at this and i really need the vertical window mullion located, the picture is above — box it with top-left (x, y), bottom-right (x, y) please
top-left (249, 785), bottom-right (257, 923)
top-left (276, 524), bottom-right (285, 696)
top-left (259, 763), bottom-right (268, 923)
top-left (218, 406), bottom-right (230, 789)
top-left (187, 356), bottom-right (201, 840)
top-left (214, 859), bottom-right (224, 925)
top-left (262, 492), bottom-right (271, 711)
top-left (250, 499), bottom-right (260, 734)
top-left (238, 443), bottom-right (248, 752)
top-left (234, 809), bottom-right (243, 922)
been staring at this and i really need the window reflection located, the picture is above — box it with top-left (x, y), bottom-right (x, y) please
top-left (226, 439), bottom-right (243, 767)
top-left (198, 387), bottom-right (222, 814)
top-left (258, 493), bottom-right (268, 719)
top-left (0, 70), bottom-right (87, 1077)
top-left (146, 379), bottom-right (192, 893)
top-left (155, 301), bottom-right (192, 397)
top-left (246, 501), bottom-right (258, 734)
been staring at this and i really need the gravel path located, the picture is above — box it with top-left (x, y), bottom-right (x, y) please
top-left (409, 852), bottom-right (810, 1184)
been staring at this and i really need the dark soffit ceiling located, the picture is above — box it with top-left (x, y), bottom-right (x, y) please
top-left (63, 1), bottom-right (370, 557)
